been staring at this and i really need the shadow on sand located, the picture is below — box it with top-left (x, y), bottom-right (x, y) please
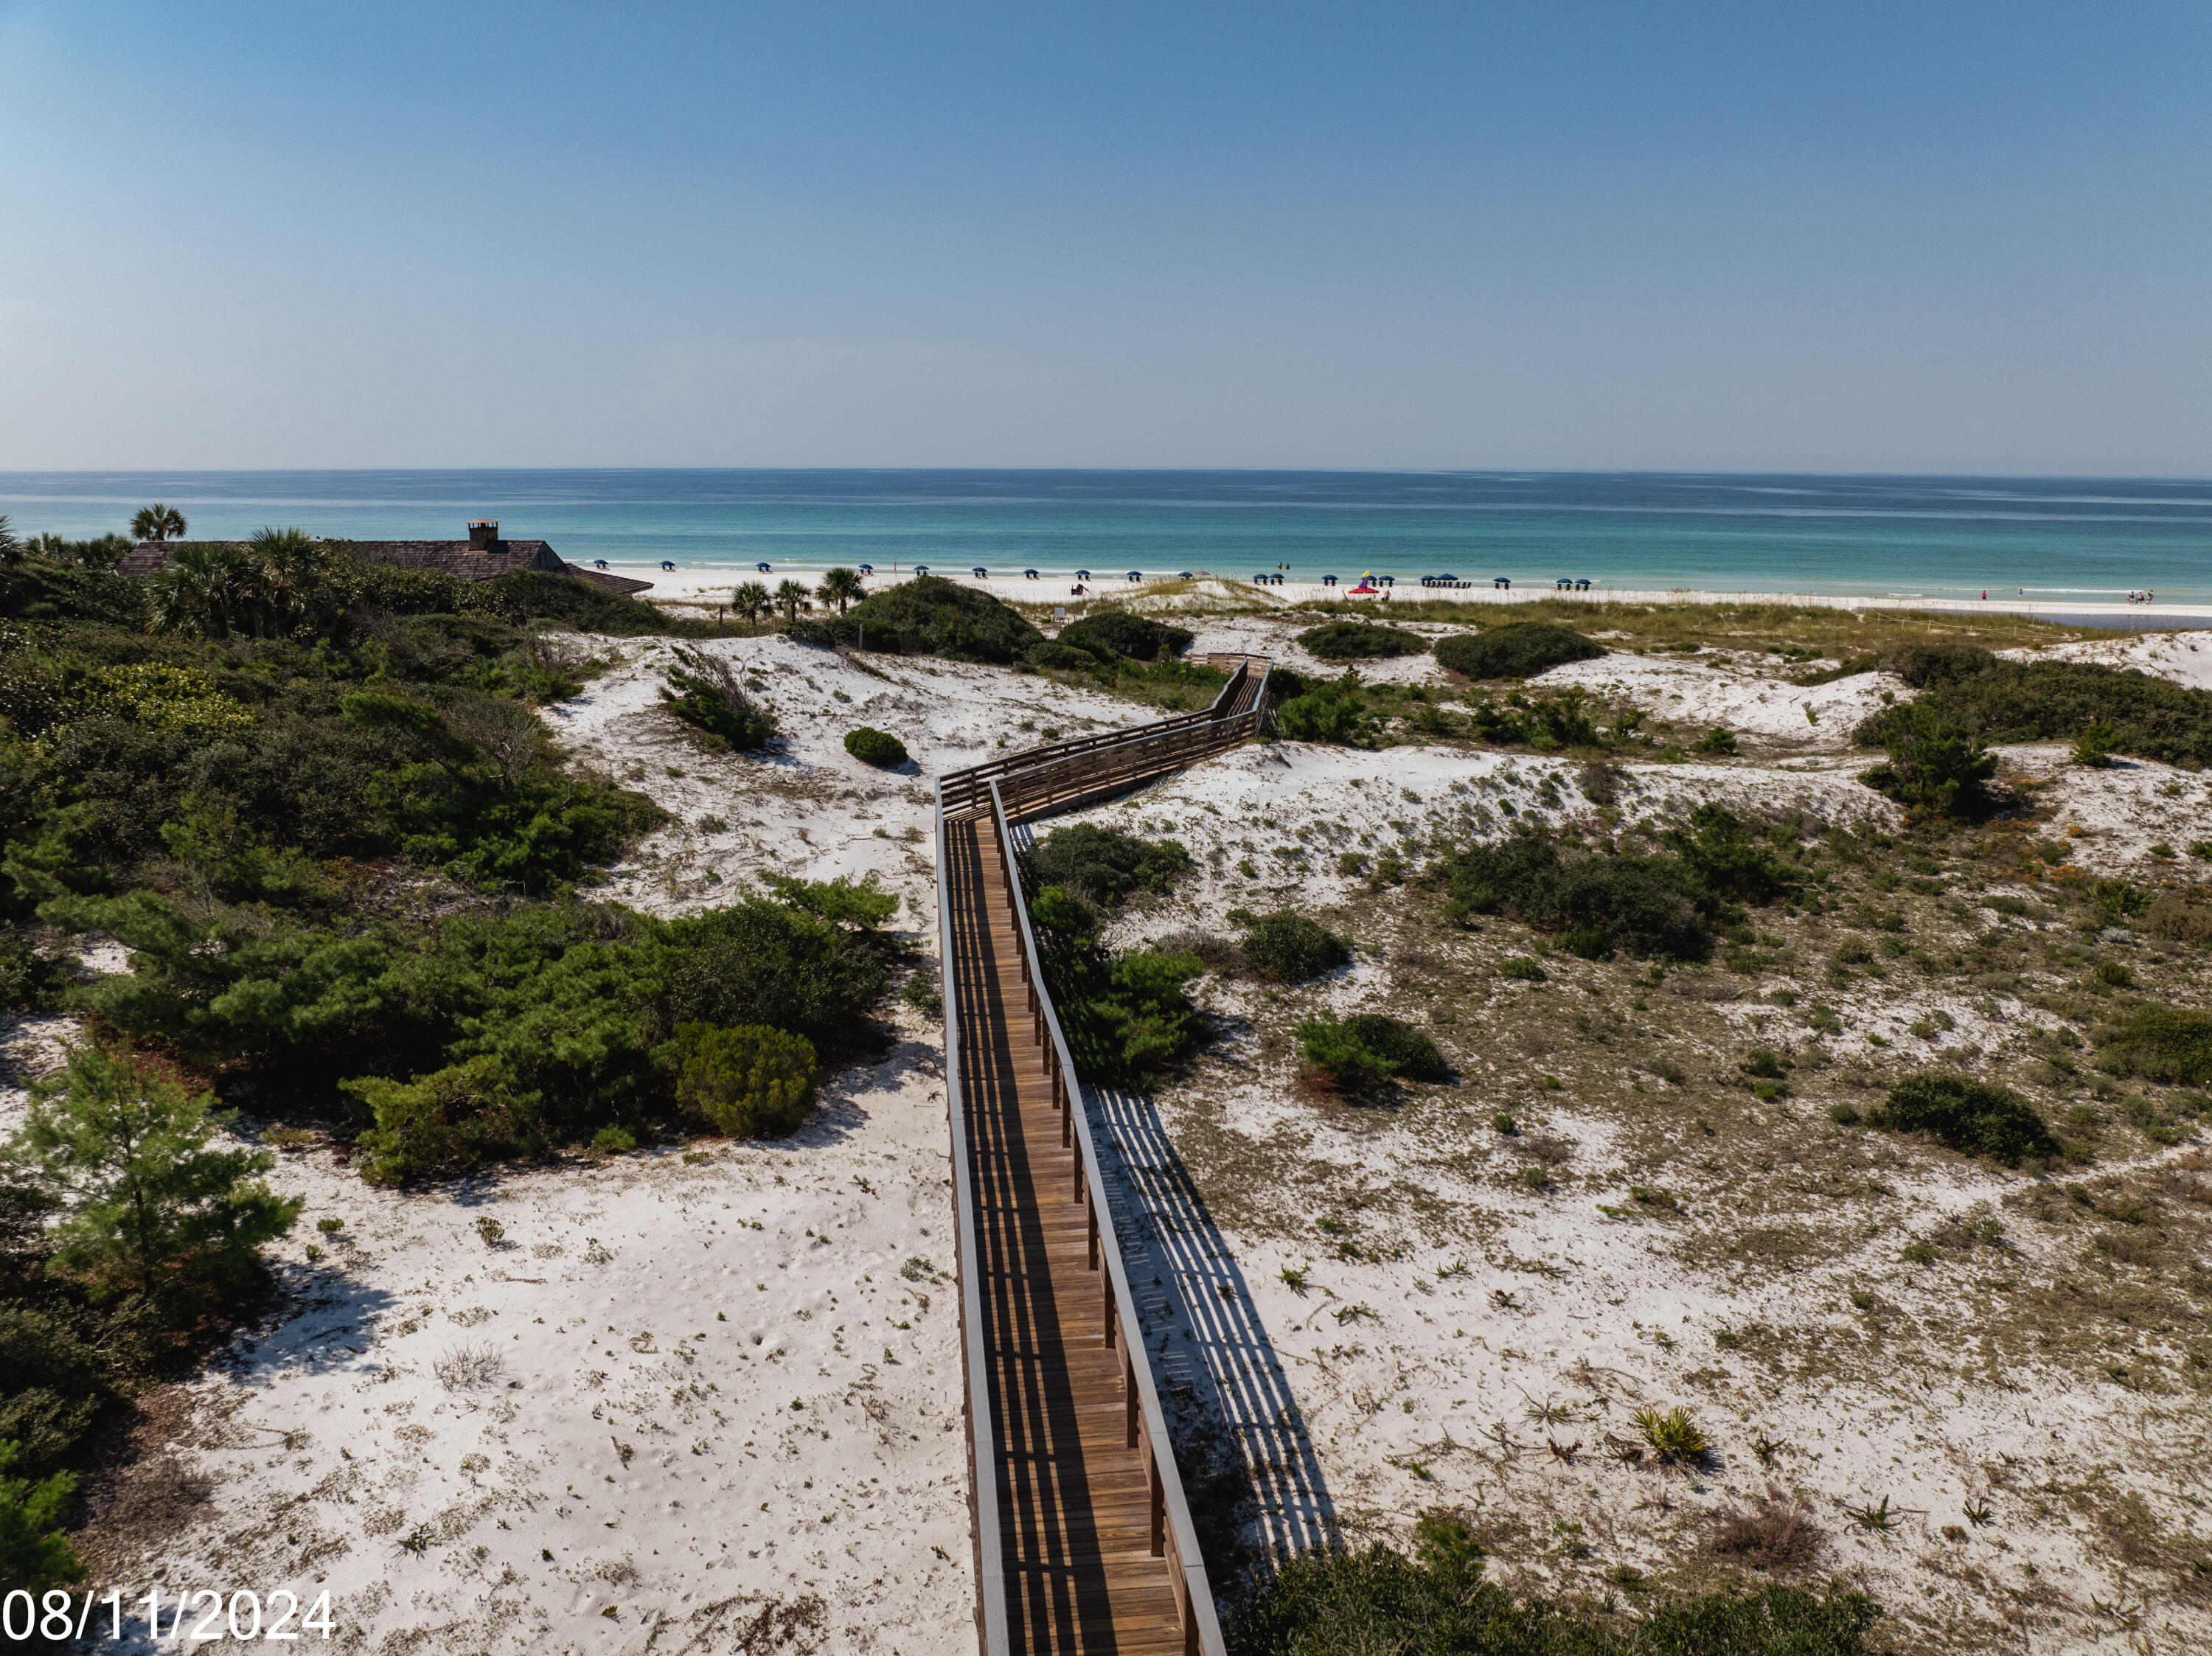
top-left (1085, 1082), bottom-right (1338, 1581)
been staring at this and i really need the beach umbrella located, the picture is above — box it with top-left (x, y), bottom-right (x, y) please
top-left (1074, 568), bottom-right (1091, 581)
top-left (972, 566), bottom-right (988, 578)
top-left (756, 562), bottom-right (771, 573)
top-left (1023, 568), bottom-right (1039, 578)
top-left (1125, 570), bottom-right (1141, 582)
top-left (858, 563), bottom-right (873, 574)
top-left (914, 564), bottom-right (929, 576)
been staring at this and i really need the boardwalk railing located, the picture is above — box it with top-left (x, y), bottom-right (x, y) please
top-left (939, 654), bottom-right (1265, 819)
top-left (934, 655), bottom-right (1267, 1656)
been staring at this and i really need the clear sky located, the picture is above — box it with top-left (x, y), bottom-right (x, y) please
top-left (1, 1), bottom-right (2206, 473)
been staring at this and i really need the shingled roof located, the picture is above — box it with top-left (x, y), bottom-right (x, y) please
top-left (116, 534), bottom-right (655, 596)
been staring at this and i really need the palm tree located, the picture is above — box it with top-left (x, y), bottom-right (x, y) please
top-left (148, 543), bottom-right (251, 638)
top-left (131, 504), bottom-right (187, 542)
top-left (816, 566), bottom-right (865, 613)
top-left (773, 579), bottom-right (812, 623)
top-left (243, 526), bottom-right (333, 636)
top-left (730, 580), bottom-right (771, 624)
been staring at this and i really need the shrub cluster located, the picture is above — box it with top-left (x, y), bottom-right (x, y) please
top-left (1273, 669), bottom-right (1374, 745)
top-left (1, 1044), bottom-right (304, 1589)
top-left (1054, 610), bottom-right (1194, 664)
top-left (1019, 864), bottom-right (1206, 1088)
top-left (787, 574), bottom-right (1043, 663)
top-left (1297, 620), bottom-right (1427, 660)
top-left (1028, 823), bottom-right (1192, 909)
top-left (661, 647), bottom-right (776, 749)
top-left (1854, 699), bottom-right (1999, 818)
top-left (1434, 835), bottom-right (1697, 961)
top-left (1868, 1074), bottom-right (2061, 1166)
top-left (1857, 645), bottom-right (2212, 770)
top-left (2096, 1005), bottom-right (2212, 1086)
top-left (1295, 1012), bottom-right (1447, 1091)
top-left (1430, 807), bottom-right (1792, 961)
top-left (665, 1023), bottom-right (820, 1138)
top-left (1433, 622), bottom-right (1604, 681)
top-left (1235, 1511), bottom-right (1883, 1656)
top-left (1237, 911), bottom-right (1352, 983)
top-left (843, 726), bottom-right (908, 768)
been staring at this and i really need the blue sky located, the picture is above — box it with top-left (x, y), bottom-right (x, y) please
top-left (1, 1), bottom-right (2206, 472)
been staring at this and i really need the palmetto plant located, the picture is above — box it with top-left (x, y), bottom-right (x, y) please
top-left (147, 526), bottom-right (338, 639)
top-left (243, 526), bottom-right (335, 635)
top-left (730, 580), bottom-right (771, 623)
top-left (131, 503), bottom-right (187, 541)
top-left (1631, 1405), bottom-right (1708, 1462)
top-left (773, 579), bottom-right (812, 622)
top-left (147, 542), bottom-right (253, 637)
top-left (816, 566), bottom-right (865, 613)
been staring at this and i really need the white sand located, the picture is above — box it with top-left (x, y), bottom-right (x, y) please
top-left (631, 568), bottom-right (2212, 630)
top-left (19, 605), bottom-right (2211, 1651)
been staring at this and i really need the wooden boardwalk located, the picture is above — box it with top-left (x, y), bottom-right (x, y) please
top-left (935, 656), bottom-right (1267, 1656)
top-left (945, 818), bottom-right (1188, 1655)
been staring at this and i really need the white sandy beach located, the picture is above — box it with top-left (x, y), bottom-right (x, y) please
top-left (623, 568), bottom-right (2212, 630)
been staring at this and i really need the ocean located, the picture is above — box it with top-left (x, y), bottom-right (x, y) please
top-left (2, 470), bottom-right (2207, 605)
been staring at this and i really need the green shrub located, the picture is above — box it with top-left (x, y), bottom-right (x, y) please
top-left (1297, 621), bottom-right (1427, 660)
top-left (2072, 719), bottom-right (2121, 768)
top-left (1028, 823), bottom-right (1192, 908)
top-left (1433, 832), bottom-right (1716, 961)
top-left (762, 872), bottom-right (900, 930)
top-left (664, 1023), bottom-right (819, 1138)
top-left (787, 574), bottom-right (1043, 663)
top-left (661, 647), bottom-right (775, 749)
top-left (1238, 911), bottom-right (1352, 983)
top-left (1855, 698), bottom-right (1998, 817)
top-left (1660, 804), bottom-right (1798, 905)
top-left (1466, 688), bottom-right (1605, 750)
top-left (0, 1441), bottom-right (84, 1593)
top-left (1057, 947), bottom-right (1206, 1084)
top-left (843, 726), bottom-right (908, 768)
top-left (1295, 1016), bottom-right (1394, 1092)
top-left (0, 1308), bottom-right (108, 1477)
top-left (1885, 644), bottom-right (1997, 688)
top-left (1057, 610), bottom-right (1194, 663)
top-left (1862, 649), bottom-right (2212, 770)
top-left (1026, 640), bottom-right (1099, 672)
top-left (1694, 726), bottom-right (1739, 756)
top-left (1498, 955), bottom-right (1548, 982)
top-left (5, 1044), bottom-right (300, 1301)
top-left (1295, 1013), bottom-right (1447, 1088)
top-left (1275, 682), bottom-right (1370, 745)
top-left (664, 898), bottom-right (888, 1053)
top-left (1433, 623), bottom-right (1604, 681)
top-left (2096, 1005), bottom-right (2212, 1085)
top-left (1234, 1511), bottom-right (1882, 1656)
top-left (1869, 1074), bottom-right (2061, 1166)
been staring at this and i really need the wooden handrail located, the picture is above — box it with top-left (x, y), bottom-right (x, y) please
top-left (939, 656), bottom-right (1265, 817)
top-left (989, 779), bottom-right (1227, 1656)
top-left (933, 785), bottom-right (1011, 1656)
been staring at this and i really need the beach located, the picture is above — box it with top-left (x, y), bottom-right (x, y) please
top-left (635, 566), bottom-right (2212, 631)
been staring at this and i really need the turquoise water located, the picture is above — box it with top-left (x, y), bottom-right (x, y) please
top-left (3, 470), bottom-right (2208, 604)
